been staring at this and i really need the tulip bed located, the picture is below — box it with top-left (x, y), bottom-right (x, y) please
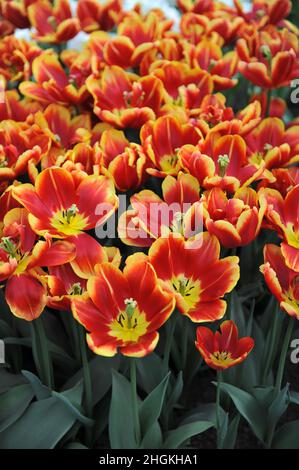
top-left (0, 0), bottom-right (299, 452)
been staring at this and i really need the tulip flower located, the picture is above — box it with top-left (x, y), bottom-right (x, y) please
top-left (118, 172), bottom-right (203, 247)
top-left (258, 167), bottom-right (299, 196)
top-left (0, 208), bottom-right (76, 320)
top-left (180, 12), bottom-right (244, 45)
top-left (141, 115), bottom-right (201, 177)
top-left (98, 128), bottom-right (150, 191)
top-left (20, 53), bottom-right (88, 105)
top-left (117, 10), bottom-right (173, 47)
top-left (12, 167), bottom-right (118, 238)
top-left (195, 320), bottom-right (254, 370)
top-left (183, 37), bottom-right (239, 91)
top-left (234, 0), bottom-right (292, 27)
top-left (245, 118), bottom-right (299, 169)
top-left (0, 0), bottom-right (31, 29)
top-left (146, 233), bottom-right (240, 322)
top-left (86, 66), bottom-right (164, 128)
top-left (260, 244), bottom-right (299, 319)
top-left (179, 134), bottom-right (265, 193)
top-left (0, 90), bottom-right (42, 122)
top-left (151, 61), bottom-right (213, 112)
top-left (0, 36), bottom-right (41, 83)
top-left (71, 257), bottom-right (175, 357)
top-left (28, 0), bottom-right (79, 44)
top-left (0, 120), bottom-right (50, 182)
top-left (47, 233), bottom-right (120, 310)
top-left (203, 187), bottom-right (266, 248)
top-left (33, 104), bottom-right (91, 168)
top-left (237, 28), bottom-right (299, 89)
top-left (77, 0), bottom-right (121, 33)
top-left (259, 185), bottom-right (299, 271)
top-left (177, 0), bottom-right (214, 14)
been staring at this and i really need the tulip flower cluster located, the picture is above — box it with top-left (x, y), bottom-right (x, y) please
top-left (0, 0), bottom-right (298, 451)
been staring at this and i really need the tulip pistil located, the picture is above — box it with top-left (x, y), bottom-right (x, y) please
top-left (69, 282), bottom-right (83, 295)
top-left (124, 298), bottom-right (138, 329)
top-left (47, 16), bottom-right (57, 29)
top-left (0, 237), bottom-right (17, 258)
top-left (218, 154), bottom-right (230, 177)
top-left (62, 204), bottom-right (79, 224)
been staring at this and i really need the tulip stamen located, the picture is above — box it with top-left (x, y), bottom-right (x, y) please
top-left (213, 350), bottom-right (231, 361)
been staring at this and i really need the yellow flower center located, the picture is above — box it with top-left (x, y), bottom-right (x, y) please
top-left (51, 204), bottom-right (88, 236)
top-left (282, 287), bottom-right (299, 319)
top-left (109, 298), bottom-right (149, 343)
top-left (171, 212), bottom-right (185, 235)
top-left (160, 152), bottom-right (179, 173)
top-left (211, 350), bottom-right (234, 367)
top-left (172, 275), bottom-right (200, 310)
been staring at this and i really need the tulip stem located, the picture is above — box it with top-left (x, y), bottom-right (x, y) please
top-left (216, 371), bottom-right (222, 448)
top-left (181, 325), bottom-right (189, 370)
top-left (163, 313), bottom-right (178, 371)
top-left (30, 317), bottom-right (54, 389)
top-left (77, 323), bottom-right (93, 447)
top-left (130, 358), bottom-right (141, 446)
top-left (274, 316), bottom-right (294, 396)
top-left (262, 304), bottom-right (279, 384)
top-left (266, 316), bottom-right (294, 448)
top-left (265, 88), bottom-right (272, 117)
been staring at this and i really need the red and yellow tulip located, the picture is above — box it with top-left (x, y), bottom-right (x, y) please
top-left (87, 66), bottom-right (164, 128)
top-left (237, 28), bottom-right (299, 89)
top-left (12, 167), bottom-right (118, 238)
top-left (77, 0), bottom-right (121, 32)
top-left (28, 0), bottom-right (79, 44)
top-left (245, 117), bottom-right (299, 169)
top-left (118, 172), bottom-right (202, 246)
top-left (259, 185), bottom-right (299, 271)
top-left (47, 232), bottom-right (120, 310)
top-left (195, 320), bottom-right (254, 370)
top-left (145, 232), bottom-right (239, 322)
top-left (0, 207), bottom-right (76, 320)
top-left (141, 115), bottom-right (201, 177)
top-left (20, 53), bottom-right (88, 105)
top-left (203, 187), bottom-right (266, 248)
top-left (71, 257), bottom-right (175, 357)
top-left (179, 133), bottom-right (265, 193)
top-left (0, 119), bottom-right (50, 182)
top-left (260, 244), bottom-right (299, 319)
top-left (0, 35), bottom-right (41, 83)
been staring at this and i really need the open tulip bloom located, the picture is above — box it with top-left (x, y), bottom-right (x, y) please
top-left (0, 0), bottom-right (299, 453)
